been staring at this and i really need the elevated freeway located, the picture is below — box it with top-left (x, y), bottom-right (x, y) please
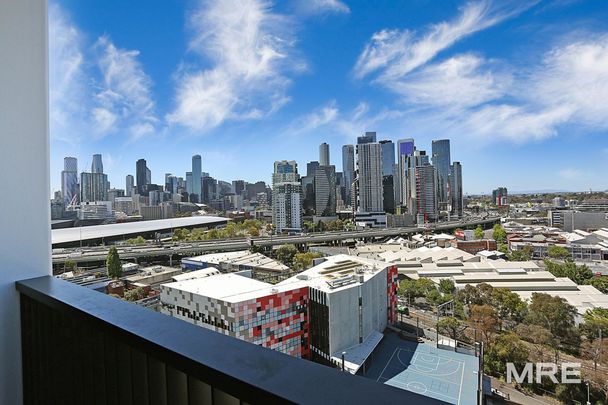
top-left (52, 216), bottom-right (500, 265)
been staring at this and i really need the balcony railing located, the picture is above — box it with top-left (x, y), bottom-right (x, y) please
top-left (17, 276), bottom-right (446, 405)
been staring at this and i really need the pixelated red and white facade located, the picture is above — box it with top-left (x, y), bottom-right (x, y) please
top-left (386, 265), bottom-right (398, 324)
top-left (234, 287), bottom-right (309, 358)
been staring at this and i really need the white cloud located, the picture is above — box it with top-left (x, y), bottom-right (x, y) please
top-left (354, 0), bottom-right (536, 80)
top-left (295, 0), bottom-right (350, 15)
top-left (167, 0), bottom-right (302, 131)
top-left (49, 4), bottom-right (86, 143)
top-left (390, 54), bottom-right (512, 110)
top-left (530, 36), bottom-right (608, 128)
top-left (49, 4), bottom-right (157, 144)
top-left (352, 0), bottom-right (608, 145)
top-left (290, 100), bottom-right (339, 133)
top-left (93, 36), bottom-right (157, 140)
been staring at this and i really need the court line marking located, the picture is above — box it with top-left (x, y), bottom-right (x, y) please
top-left (457, 355), bottom-right (465, 405)
top-left (385, 378), bottom-right (459, 402)
top-left (377, 348), bottom-right (399, 383)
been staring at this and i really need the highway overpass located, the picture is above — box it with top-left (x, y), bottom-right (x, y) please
top-left (52, 217), bottom-right (500, 266)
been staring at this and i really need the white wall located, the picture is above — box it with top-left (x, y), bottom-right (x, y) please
top-left (0, 1), bottom-right (51, 404)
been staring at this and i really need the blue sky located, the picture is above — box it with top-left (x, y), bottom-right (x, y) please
top-left (50, 0), bottom-right (608, 195)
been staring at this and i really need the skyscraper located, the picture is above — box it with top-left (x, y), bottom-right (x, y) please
top-left (379, 140), bottom-right (395, 176)
top-left (61, 157), bottom-right (78, 205)
top-left (412, 164), bottom-right (438, 223)
top-left (91, 154), bottom-right (103, 174)
top-left (341, 145), bottom-right (355, 206)
top-left (136, 159), bottom-right (148, 194)
top-left (356, 135), bottom-right (383, 212)
top-left (272, 160), bottom-right (301, 232)
top-left (450, 162), bottom-right (463, 218)
top-left (319, 142), bottom-right (330, 166)
top-left (80, 171), bottom-right (108, 202)
top-left (396, 138), bottom-right (415, 207)
top-left (125, 175), bottom-right (134, 196)
top-left (357, 131), bottom-right (377, 144)
top-left (432, 139), bottom-right (451, 210)
top-left (314, 165), bottom-right (336, 217)
top-left (192, 155), bottom-right (202, 202)
top-left (403, 150), bottom-right (430, 215)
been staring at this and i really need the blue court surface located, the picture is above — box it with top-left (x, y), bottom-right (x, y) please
top-left (363, 333), bottom-right (479, 405)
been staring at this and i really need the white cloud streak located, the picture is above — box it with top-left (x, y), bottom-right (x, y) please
top-left (93, 36), bottom-right (157, 141)
top-left (49, 4), bottom-right (86, 142)
top-left (351, 0), bottom-right (608, 144)
top-left (49, 3), bottom-right (157, 144)
top-left (295, 0), bottom-right (350, 15)
top-left (354, 0), bottom-right (536, 80)
top-left (167, 0), bottom-right (303, 131)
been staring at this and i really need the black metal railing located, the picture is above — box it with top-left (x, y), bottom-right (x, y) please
top-left (17, 276), bottom-right (446, 405)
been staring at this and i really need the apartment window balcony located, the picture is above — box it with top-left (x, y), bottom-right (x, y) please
top-left (16, 275), bottom-right (444, 405)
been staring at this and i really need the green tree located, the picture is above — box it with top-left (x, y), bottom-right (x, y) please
top-left (63, 259), bottom-right (77, 272)
top-left (492, 224), bottom-right (507, 244)
top-left (544, 259), bottom-right (593, 285)
top-left (106, 246), bottom-right (122, 279)
top-left (586, 276), bottom-right (608, 294)
top-left (293, 252), bottom-right (322, 270)
top-left (580, 308), bottom-right (608, 341)
top-left (399, 278), bottom-right (436, 300)
top-left (515, 324), bottom-right (552, 360)
top-left (491, 288), bottom-right (527, 325)
top-left (526, 293), bottom-right (577, 339)
top-left (547, 245), bottom-right (571, 260)
top-left (474, 225), bottom-right (484, 240)
top-left (439, 279), bottom-right (456, 295)
top-left (124, 287), bottom-right (146, 301)
top-left (469, 304), bottom-right (500, 343)
top-left (275, 244), bottom-right (298, 267)
top-left (127, 235), bottom-right (146, 245)
top-left (438, 316), bottom-right (468, 342)
top-left (484, 333), bottom-right (529, 377)
top-left (508, 245), bottom-right (533, 261)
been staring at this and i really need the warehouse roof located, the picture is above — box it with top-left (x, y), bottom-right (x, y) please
top-left (52, 216), bottom-right (228, 245)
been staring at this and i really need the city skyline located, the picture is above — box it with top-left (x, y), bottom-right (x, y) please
top-left (50, 0), bottom-right (608, 194)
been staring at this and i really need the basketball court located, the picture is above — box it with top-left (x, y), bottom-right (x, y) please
top-left (363, 334), bottom-right (479, 405)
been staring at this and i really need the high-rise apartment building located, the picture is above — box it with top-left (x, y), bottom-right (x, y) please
top-left (396, 138), bottom-right (415, 207)
top-left (341, 145), bottom-right (355, 206)
top-left (356, 135), bottom-right (383, 213)
top-left (432, 139), bottom-right (451, 210)
top-left (450, 162), bottom-right (463, 218)
top-left (272, 160), bottom-right (301, 232)
top-left (125, 174), bottom-right (134, 197)
top-left (314, 165), bottom-right (336, 217)
top-left (80, 171), bottom-right (108, 202)
top-left (412, 164), bottom-right (437, 223)
top-left (403, 150), bottom-right (430, 215)
top-left (492, 187), bottom-right (508, 206)
top-left (319, 142), bottom-right (330, 166)
top-left (192, 155), bottom-right (202, 202)
top-left (91, 154), bottom-right (103, 174)
top-left (61, 157), bottom-right (78, 205)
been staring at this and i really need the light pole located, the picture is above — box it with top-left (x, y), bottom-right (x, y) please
top-left (341, 351), bottom-right (346, 372)
top-left (586, 381), bottom-right (590, 405)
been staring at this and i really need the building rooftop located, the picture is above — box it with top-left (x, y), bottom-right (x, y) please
top-left (163, 273), bottom-right (283, 303)
top-left (52, 216), bottom-right (228, 245)
top-left (183, 250), bottom-right (289, 273)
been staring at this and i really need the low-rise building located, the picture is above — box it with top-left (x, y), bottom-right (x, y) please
top-left (161, 255), bottom-right (398, 374)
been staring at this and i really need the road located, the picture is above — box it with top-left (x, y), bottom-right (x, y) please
top-left (52, 217), bottom-right (500, 264)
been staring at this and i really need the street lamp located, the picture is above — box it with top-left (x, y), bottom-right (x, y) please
top-left (586, 381), bottom-right (590, 405)
top-left (341, 351), bottom-right (346, 372)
